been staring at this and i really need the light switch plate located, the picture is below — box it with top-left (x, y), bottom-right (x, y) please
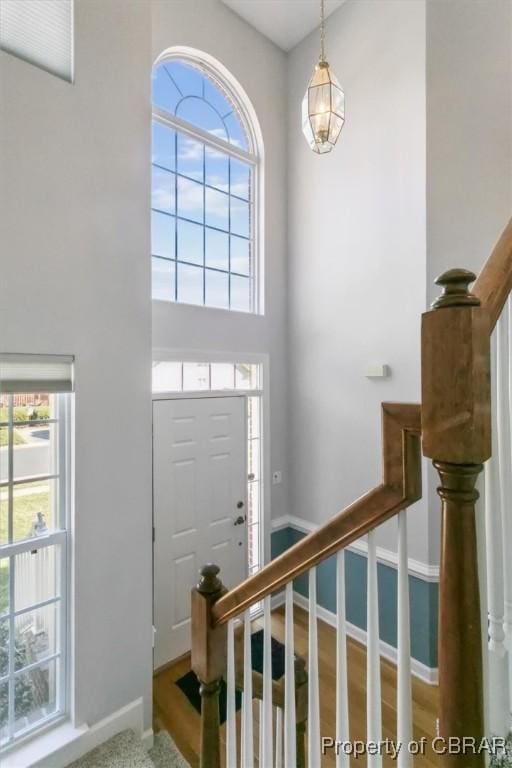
top-left (365, 364), bottom-right (391, 379)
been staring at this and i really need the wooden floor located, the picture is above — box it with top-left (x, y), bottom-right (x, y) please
top-left (153, 606), bottom-right (439, 767)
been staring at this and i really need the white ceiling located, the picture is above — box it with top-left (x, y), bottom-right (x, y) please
top-left (221, 0), bottom-right (346, 52)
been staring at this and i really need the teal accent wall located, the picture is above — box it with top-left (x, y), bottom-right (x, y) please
top-left (271, 525), bottom-right (438, 669)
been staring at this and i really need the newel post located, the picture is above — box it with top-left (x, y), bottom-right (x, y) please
top-left (191, 564), bottom-right (227, 768)
top-left (422, 269), bottom-right (491, 767)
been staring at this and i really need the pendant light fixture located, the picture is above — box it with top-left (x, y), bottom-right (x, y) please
top-left (302, 0), bottom-right (345, 154)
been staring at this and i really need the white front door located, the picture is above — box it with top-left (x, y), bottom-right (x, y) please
top-left (153, 396), bottom-right (247, 668)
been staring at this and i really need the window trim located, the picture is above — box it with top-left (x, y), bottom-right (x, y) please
top-left (152, 47), bottom-right (264, 315)
top-left (153, 107), bottom-right (257, 168)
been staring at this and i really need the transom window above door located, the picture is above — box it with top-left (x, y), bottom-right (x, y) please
top-left (151, 55), bottom-right (261, 313)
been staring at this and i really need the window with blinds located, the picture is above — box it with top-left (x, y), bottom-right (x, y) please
top-left (0, 354), bottom-right (73, 749)
top-left (0, 354), bottom-right (74, 394)
top-left (0, 0), bottom-right (74, 82)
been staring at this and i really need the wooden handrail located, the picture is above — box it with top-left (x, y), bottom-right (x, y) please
top-left (212, 402), bottom-right (421, 626)
top-left (473, 217), bottom-right (512, 330)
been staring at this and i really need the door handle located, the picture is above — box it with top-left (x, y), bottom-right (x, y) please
top-left (234, 515), bottom-right (246, 526)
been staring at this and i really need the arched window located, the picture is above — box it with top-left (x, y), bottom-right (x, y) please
top-left (151, 52), bottom-right (261, 313)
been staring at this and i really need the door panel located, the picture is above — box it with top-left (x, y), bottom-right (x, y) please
top-left (173, 553), bottom-right (197, 625)
top-left (171, 458), bottom-right (198, 535)
top-left (209, 454), bottom-right (231, 517)
top-left (153, 396), bottom-right (247, 668)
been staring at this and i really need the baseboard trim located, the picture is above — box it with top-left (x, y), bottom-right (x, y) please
top-left (271, 515), bottom-right (439, 583)
top-left (142, 728), bottom-right (154, 751)
top-left (271, 590), bottom-right (438, 686)
top-left (76, 697), bottom-right (146, 760)
top-left (271, 514), bottom-right (317, 535)
top-left (7, 697), bottom-right (148, 768)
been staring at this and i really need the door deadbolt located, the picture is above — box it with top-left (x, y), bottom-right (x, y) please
top-left (237, 500), bottom-right (244, 509)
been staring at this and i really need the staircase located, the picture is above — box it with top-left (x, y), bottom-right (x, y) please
top-left (190, 219), bottom-right (512, 768)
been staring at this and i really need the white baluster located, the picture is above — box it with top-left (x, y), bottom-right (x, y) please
top-left (485, 449), bottom-right (505, 659)
top-left (308, 568), bottom-right (321, 767)
top-left (226, 618), bottom-right (237, 768)
top-left (284, 582), bottom-right (297, 768)
top-left (275, 707), bottom-right (283, 768)
top-left (397, 511), bottom-right (412, 768)
top-left (336, 550), bottom-right (350, 768)
top-left (261, 595), bottom-right (273, 767)
top-left (259, 701), bottom-right (263, 766)
top-left (484, 316), bottom-right (510, 736)
top-left (242, 611), bottom-right (254, 768)
top-left (476, 473), bottom-right (491, 740)
top-left (503, 298), bottom-right (512, 716)
top-left (366, 530), bottom-right (382, 768)
top-left (496, 311), bottom-right (510, 660)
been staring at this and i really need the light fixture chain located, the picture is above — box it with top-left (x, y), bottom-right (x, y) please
top-left (320, 0), bottom-right (326, 63)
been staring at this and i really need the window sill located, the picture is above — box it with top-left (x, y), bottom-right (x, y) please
top-left (151, 297), bottom-right (265, 318)
top-left (2, 718), bottom-right (87, 768)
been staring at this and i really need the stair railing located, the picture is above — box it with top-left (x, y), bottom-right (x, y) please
top-left (191, 217), bottom-right (512, 768)
top-left (421, 218), bottom-right (512, 768)
top-left (192, 402), bottom-right (422, 768)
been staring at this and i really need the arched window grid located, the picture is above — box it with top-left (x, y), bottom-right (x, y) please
top-left (151, 53), bottom-right (261, 314)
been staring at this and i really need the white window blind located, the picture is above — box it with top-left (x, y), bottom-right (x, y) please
top-left (0, 0), bottom-right (74, 82)
top-left (0, 353), bottom-right (74, 392)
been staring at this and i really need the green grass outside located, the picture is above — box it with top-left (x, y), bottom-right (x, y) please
top-left (0, 490), bottom-right (50, 546)
top-left (0, 428), bottom-right (25, 447)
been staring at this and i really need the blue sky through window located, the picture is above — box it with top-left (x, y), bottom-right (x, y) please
top-left (151, 58), bottom-right (255, 312)
top-left (152, 59), bottom-right (249, 150)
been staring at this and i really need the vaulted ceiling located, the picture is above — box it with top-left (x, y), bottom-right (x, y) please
top-left (220, 0), bottom-right (346, 52)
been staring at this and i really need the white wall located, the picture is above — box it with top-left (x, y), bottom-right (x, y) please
top-left (287, 0), bottom-right (512, 569)
top-left (425, 0), bottom-right (512, 564)
top-left (287, 0), bottom-right (429, 563)
top-left (426, 0), bottom-right (512, 305)
top-left (0, 0), bottom-right (153, 732)
top-left (151, 0), bottom-right (289, 536)
top-left (1, 0), bottom-right (288, 743)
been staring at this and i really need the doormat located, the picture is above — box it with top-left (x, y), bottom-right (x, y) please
top-left (175, 629), bottom-right (286, 724)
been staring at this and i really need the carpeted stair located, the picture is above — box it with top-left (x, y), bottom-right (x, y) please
top-left (149, 731), bottom-right (189, 768)
top-left (67, 729), bottom-right (189, 768)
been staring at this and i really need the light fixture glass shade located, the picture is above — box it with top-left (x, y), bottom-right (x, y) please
top-left (302, 61), bottom-right (345, 154)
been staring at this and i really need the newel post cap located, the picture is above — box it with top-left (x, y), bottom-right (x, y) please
top-left (432, 268), bottom-right (480, 309)
top-left (197, 564), bottom-right (222, 595)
